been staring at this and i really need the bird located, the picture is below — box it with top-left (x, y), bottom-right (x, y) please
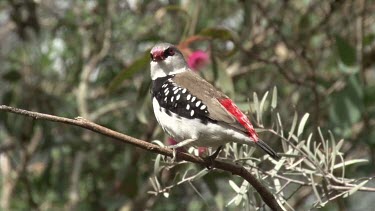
top-left (149, 43), bottom-right (280, 160)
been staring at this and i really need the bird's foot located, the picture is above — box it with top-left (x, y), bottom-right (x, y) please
top-left (166, 144), bottom-right (179, 162)
top-left (166, 139), bottom-right (197, 163)
top-left (170, 148), bottom-right (177, 163)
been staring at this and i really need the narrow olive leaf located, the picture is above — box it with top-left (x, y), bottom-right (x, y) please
top-left (315, 150), bottom-right (326, 168)
top-left (232, 142), bottom-right (238, 160)
top-left (297, 168), bottom-right (316, 174)
top-left (226, 196), bottom-right (237, 207)
top-left (259, 91), bottom-right (269, 113)
top-left (271, 86), bottom-right (278, 109)
top-left (147, 191), bottom-right (157, 195)
top-left (259, 91), bottom-right (269, 125)
top-left (273, 178), bottom-right (282, 196)
top-left (108, 51), bottom-right (150, 92)
top-left (154, 176), bottom-right (161, 192)
top-left (339, 153), bottom-right (346, 182)
top-left (234, 193), bottom-right (243, 206)
top-left (313, 142), bottom-right (322, 162)
top-left (296, 140), bottom-right (306, 149)
top-left (306, 133), bottom-right (313, 152)
top-left (333, 159), bottom-right (368, 169)
top-left (347, 180), bottom-right (370, 196)
top-left (182, 169), bottom-right (191, 180)
top-left (149, 177), bottom-right (158, 192)
top-left (335, 139), bottom-right (345, 152)
top-left (301, 145), bottom-right (317, 167)
top-left (253, 92), bottom-right (260, 123)
top-left (322, 129), bottom-right (329, 166)
top-left (239, 180), bottom-right (249, 194)
top-left (317, 127), bottom-right (327, 154)
top-left (154, 154), bottom-right (161, 175)
top-left (239, 144), bottom-right (244, 159)
top-left (247, 147), bottom-right (256, 158)
top-left (297, 113), bottom-right (310, 137)
top-left (229, 180), bottom-right (241, 193)
top-left (192, 169), bottom-right (209, 181)
top-left (310, 174), bottom-right (323, 204)
top-left (286, 157), bottom-right (305, 170)
top-left (329, 131), bottom-right (337, 172)
top-left (288, 112), bottom-right (298, 141)
top-left (277, 112), bottom-right (284, 137)
top-left (271, 158), bottom-right (285, 176)
top-left (343, 181), bottom-right (370, 198)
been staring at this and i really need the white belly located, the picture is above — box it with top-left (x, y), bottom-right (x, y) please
top-left (152, 98), bottom-right (254, 148)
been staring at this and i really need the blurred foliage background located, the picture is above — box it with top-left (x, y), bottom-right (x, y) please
top-left (0, 0), bottom-right (375, 210)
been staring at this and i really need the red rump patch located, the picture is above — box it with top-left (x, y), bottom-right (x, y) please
top-left (219, 98), bottom-right (258, 142)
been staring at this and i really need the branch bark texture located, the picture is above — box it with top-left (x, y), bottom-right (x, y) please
top-left (0, 105), bottom-right (281, 211)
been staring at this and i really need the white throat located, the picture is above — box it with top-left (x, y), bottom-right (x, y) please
top-left (150, 57), bottom-right (188, 80)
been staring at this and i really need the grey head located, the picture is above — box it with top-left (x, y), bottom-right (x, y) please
top-left (150, 43), bottom-right (188, 80)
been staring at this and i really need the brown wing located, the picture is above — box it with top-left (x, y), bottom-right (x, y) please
top-left (173, 71), bottom-right (246, 132)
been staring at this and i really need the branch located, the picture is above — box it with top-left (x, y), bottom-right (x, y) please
top-left (0, 105), bottom-right (282, 211)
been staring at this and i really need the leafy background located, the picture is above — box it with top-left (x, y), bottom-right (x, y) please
top-left (0, 0), bottom-right (374, 210)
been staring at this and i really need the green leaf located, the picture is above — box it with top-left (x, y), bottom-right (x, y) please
top-left (215, 60), bottom-right (234, 97)
top-left (157, 5), bottom-right (189, 17)
top-left (335, 35), bottom-right (356, 67)
top-left (329, 74), bottom-right (363, 137)
top-left (2, 91), bottom-right (14, 105)
top-left (364, 84), bottom-right (375, 107)
top-left (2, 70), bottom-right (21, 82)
top-left (108, 51), bottom-right (150, 92)
top-left (363, 33), bottom-right (375, 46)
top-left (199, 28), bottom-right (234, 41)
top-left (137, 77), bottom-right (152, 102)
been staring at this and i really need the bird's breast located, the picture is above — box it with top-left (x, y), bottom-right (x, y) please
top-left (151, 76), bottom-right (213, 124)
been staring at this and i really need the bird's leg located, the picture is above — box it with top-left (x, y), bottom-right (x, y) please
top-left (205, 145), bottom-right (223, 169)
top-left (167, 138), bottom-right (196, 162)
top-left (171, 148), bottom-right (177, 163)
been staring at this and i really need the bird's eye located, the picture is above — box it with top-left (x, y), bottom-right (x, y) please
top-left (150, 53), bottom-right (154, 60)
top-left (164, 47), bottom-right (175, 57)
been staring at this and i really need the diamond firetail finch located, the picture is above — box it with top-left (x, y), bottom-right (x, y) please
top-left (150, 43), bottom-right (280, 160)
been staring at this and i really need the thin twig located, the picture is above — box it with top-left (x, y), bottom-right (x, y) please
top-left (0, 105), bottom-right (282, 211)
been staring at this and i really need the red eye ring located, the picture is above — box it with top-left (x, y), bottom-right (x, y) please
top-left (164, 47), bottom-right (175, 57)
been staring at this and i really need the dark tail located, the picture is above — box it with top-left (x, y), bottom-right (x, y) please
top-left (255, 139), bottom-right (280, 160)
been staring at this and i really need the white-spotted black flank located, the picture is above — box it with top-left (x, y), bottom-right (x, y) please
top-left (151, 75), bottom-right (214, 123)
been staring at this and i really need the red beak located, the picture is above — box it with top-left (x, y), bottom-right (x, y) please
top-left (151, 50), bottom-right (165, 61)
